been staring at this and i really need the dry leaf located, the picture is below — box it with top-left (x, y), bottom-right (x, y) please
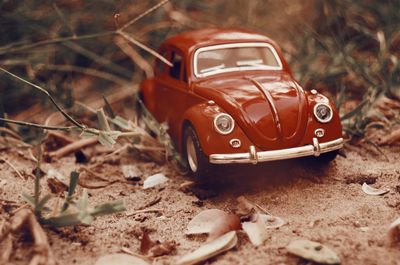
top-left (242, 217), bottom-right (268, 246)
top-left (140, 230), bottom-right (154, 255)
top-left (388, 217), bottom-right (400, 246)
top-left (121, 165), bottom-right (142, 180)
top-left (242, 213), bottom-right (285, 246)
top-left (94, 253), bottom-right (150, 265)
top-left (143, 173), bottom-right (168, 189)
top-left (150, 241), bottom-right (176, 257)
top-left (362, 182), bottom-right (389, 196)
top-left (176, 231), bottom-right (237, 265)
top-left (237, 196), bottom-right (257, 216)
top-left (186, 209), bottom-right (241, 240)
top-left (379, 128), bottom-right (400, 145)
top-left (287, 239), bottom-right (340, 264)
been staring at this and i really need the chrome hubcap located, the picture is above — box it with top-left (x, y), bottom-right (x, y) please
top-left (186, 136), bottom-right (198, 172)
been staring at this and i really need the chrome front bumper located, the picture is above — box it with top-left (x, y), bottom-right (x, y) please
top-left (209, 137), bottom-right (344, 164)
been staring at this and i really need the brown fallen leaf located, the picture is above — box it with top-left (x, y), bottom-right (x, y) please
top-left (140, 230), bottom-right (154, 255)
top-left (388, 217), bottom-right (400, 246)
top-left (47, 177), bottom-right (68, 194)
top-left (150, 240), bottom-right (176, 257)
top-left (186, 209), bottom-right (241, 241)
top-left (242, 213), bottom-right (285, 246)
top-left (379, 128), bottom-right (400, 145)
top-left (94, 253), bottom-right (150, 265)
top-left (287, 239), bottom-right (340, 264)
top-left (176, 231), bottom-right (237, 265)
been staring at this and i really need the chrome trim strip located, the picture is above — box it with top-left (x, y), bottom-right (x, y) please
top-left (209, 138), bottom-right (344, 164)
top-left (193, 42), bottom-right (283, 78)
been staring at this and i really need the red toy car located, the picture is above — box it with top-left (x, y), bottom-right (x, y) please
top-left (139, 28), bottom-right (343, 177)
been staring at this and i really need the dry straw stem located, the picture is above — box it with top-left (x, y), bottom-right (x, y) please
top-left (0, 157), bottom-right (24, 180)
top-left (115, 36), bottom-right (154, 78)
top-left (0, 0), bottom-right (172, 66)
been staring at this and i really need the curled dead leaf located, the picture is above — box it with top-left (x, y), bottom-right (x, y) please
top-left (362, 182), bottom-right (389, 196)
top-left (287, 239), bottom-right (340, 264)
top-left (143, 173), bottom-right (168, 189)
top-left (176, 231), bottom-right (237, 265)
top-left (186, 209), bottom-right (241, 241)
top-left (242, 213), bottom-right (285, 246)
top-left (388, 217), bottom-right (400, 246)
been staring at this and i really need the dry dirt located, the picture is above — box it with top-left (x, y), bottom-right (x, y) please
top-left (1, 142), bottom-right (400, 265)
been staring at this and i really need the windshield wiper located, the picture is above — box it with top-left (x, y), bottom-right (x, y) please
top-left (236, 59), bottom-right (264, 66)
top-left (200, 64), bottom-right (225, 73)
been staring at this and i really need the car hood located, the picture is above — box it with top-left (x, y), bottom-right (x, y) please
top-left (193, 73), bottom-right (308, 149)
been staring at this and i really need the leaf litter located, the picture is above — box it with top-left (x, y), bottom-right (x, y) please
top-left (361, 182), bottom-right (390, 196)
top-left (286, 239), bottom-right (341, 264)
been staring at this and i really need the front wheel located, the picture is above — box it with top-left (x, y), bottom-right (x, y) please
top-left (183, 126), bottom-right (210, 179)
top-left (316, 150), bottom-right (339, 163)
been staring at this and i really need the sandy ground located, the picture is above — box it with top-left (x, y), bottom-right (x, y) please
top-left (1, 142), bottom-right (400, 265)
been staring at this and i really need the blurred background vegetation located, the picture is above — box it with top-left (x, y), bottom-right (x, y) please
top-left (0, 0), bottom-right (399, 141)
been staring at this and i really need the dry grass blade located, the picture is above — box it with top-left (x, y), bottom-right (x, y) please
top-left (0, 157), bottom-right (24, 180)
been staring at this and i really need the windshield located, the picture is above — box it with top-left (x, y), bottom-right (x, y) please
top-left (194, 43), bottom-right (282, 77)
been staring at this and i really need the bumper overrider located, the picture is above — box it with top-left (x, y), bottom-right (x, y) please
top-left (209, 137), bottom-right (344, 164)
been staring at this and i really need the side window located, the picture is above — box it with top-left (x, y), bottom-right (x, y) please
top-left (170, 51), bottom-right (183, 80)
top-left (155, 49), bottom-right (168, 75)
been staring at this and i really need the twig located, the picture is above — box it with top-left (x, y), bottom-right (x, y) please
top-left (0, 31), bottom-right (115, 55)
top-left (119, 0), bottom-right (170, 31)
top-left (115, 36), bottom-right (154, 78)
top-left (0, 127), bottom-right (22, 140)
top-left (0, 117), bottom-right (75, 131)
top-left (126, 208), bottom-right (162, 216)
top-left (42, 64), bottom-right (129, 86)
top-left (0, 67), bottom-right (85, 129)
top-left (117, 31), bottom-right (172, 67)
top-left (0, 157), bottom-right (25, 180)
top-left (48, 137), bottom-right (98, 159)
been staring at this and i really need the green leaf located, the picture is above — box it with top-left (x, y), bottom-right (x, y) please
top-left (90, 200), bottom-right (126, 217)
top-left (36, 194), bottom-right (52, 212)
top-left (61, 171), bottom-right (80, 212)
top-left (98, 131), bottom-right (120, 148)
top-left (97, 108), bottom-right (111, 132)
top-left (112, 116), bottom-right (132, 130)
top-left (77, 189), bottom-right (89, 211)
top-left (22, 192), bottom-right (36, 207)
top-left (43, 213), bottom-right (83, 227)
top-left (68, 171), bottom-right (79, 197)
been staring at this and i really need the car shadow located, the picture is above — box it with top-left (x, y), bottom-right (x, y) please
top-left (193, 157), bottom-right (336, 198)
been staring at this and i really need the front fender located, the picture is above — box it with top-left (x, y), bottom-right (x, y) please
top-left (300, 91), bottom-right (343, 145)
top-left (181, 103), bottom-right (253, 156)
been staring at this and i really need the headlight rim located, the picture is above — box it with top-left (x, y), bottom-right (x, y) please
top-left (313, 103), bottom-right (333, 123)
top-left (213, 113), bottom-right (235, 135)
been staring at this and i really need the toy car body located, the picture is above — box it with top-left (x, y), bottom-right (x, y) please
top-left (139, 28), bottom-right (343, 176)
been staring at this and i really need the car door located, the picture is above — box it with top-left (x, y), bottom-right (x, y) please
top-left (155, 47), bottom-right (190, 141)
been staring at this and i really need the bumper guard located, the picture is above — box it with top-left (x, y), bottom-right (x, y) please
top-left (209, 137), bottom-right (344, 164)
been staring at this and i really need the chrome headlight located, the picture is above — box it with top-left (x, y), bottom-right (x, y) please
top-left (314, 103), bottom-right (333, 123)
top-left (214, 113), bottom-right (235, 134)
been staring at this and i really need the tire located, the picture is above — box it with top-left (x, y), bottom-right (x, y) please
top-left (183, 125), bottom-right (210, 179)
top-left (316, 150), bottom-right (339, 163)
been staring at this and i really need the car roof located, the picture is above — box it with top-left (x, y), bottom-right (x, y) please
top-left (163, 28), bottom-right (275, 53)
